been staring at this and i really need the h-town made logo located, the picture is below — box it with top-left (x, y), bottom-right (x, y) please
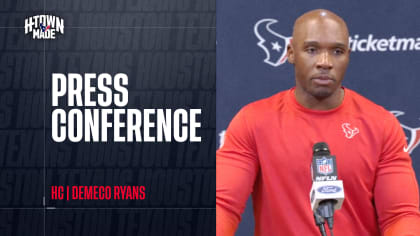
top-left (25, 15), bottom-right (64, 39)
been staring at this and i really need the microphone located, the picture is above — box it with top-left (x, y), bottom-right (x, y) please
top-left (310, 142), bottom-right (345, 236)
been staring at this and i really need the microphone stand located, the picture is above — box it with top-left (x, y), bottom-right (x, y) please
top-left (316, 200), bottom-right (336, 236)
top-left (314, 211), bottom-right (327, 236)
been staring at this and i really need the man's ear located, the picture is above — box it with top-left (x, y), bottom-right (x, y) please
top-left (287, 40), bottom-right (294, 64)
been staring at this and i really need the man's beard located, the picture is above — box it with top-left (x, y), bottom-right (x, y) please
top-left (307, 86), bottom-right (334, 100)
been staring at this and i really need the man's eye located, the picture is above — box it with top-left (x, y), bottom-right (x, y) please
top-left (334, 49), bottom-right (344, 55)
top-left (306, 47), bottom-right (317, 54)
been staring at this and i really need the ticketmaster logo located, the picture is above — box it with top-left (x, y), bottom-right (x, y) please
top-left (350, 34), bottom-right (420, 52)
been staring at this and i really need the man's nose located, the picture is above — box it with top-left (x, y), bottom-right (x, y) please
top-left (316, 51), bottom-right (333, 70)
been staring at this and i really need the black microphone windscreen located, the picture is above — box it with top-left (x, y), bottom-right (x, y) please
top-left (313, 142), bottom-right (330, 156)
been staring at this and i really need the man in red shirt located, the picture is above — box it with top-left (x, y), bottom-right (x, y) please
top-left (216, 9), bottom-right (420, 236)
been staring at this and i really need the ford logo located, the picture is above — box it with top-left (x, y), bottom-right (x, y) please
top-left (317, 186), bottom-right (341, 194)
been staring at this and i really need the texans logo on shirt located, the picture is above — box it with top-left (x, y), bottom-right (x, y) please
top-left (254, 19), bottom-right (291, 67)
top-left (391, 111), bottom-right (420, 154)
top-left (342, 123), bottom-right (359, 139)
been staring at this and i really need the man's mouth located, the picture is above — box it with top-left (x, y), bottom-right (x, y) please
top-left (312, 75), bottom-right (334, 85)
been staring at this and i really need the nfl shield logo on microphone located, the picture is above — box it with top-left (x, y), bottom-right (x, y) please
top-left (316, 157), bottom-right (334, 175)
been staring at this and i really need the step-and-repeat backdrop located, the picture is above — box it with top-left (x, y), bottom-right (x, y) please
top-left (217, 1), bottom-right (420, 235)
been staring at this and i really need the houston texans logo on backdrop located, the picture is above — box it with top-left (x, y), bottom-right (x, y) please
top-left (254, 19), bottom-right (291, 67)
top-left (391, 111), bottom-right (420, 154)
top-left (218, 130), bottom-right (226, 149)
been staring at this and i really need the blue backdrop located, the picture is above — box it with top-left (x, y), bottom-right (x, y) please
top-left (217, 1), bottom-right (420, 235)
